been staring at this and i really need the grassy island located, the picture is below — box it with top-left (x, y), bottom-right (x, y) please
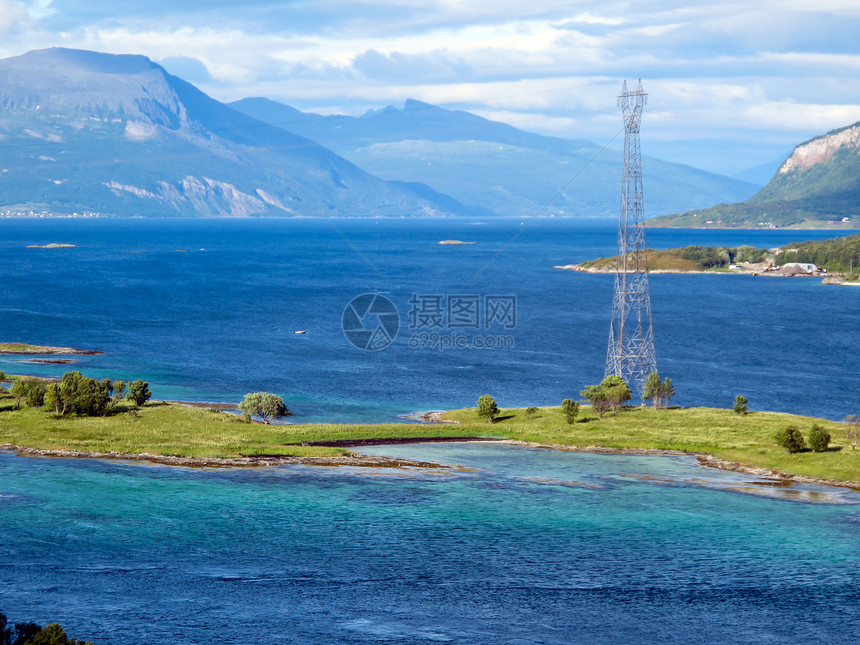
top-left (0, 387), bottom-right (856, 486)
top-left (0, 342), bottom-right (100, 355)
top-left (558, 235), bottom-right (860, 281)
top-left (558, 245), bottom-right (768, 273)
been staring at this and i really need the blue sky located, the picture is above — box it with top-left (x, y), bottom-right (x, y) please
top-left (1, 0), bottom-right (859, 176)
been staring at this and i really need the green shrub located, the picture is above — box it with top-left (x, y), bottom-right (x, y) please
top-left (26, 382), bottom-right (46, 408)
top-left (524, 406), bottom-right (539, 419)
top-left (561, 399), bottom-right (580, 424)
top-left (477, 394), bottom-right (499, 424)
top-left (774, 426), bottom-right (806, 453)
top-left (126, 379), bottom-right (152, 407)
top-left (238, 392), bottom-right (290, 425)
top-left (808, 424), bottom-right (831, 452)
top-left (733, 395), bottom-right (749, 415)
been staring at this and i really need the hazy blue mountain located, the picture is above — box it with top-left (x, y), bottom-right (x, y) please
top-left (651, 122), bottom-right (860, 228)
top-left (231, 97), bottom-right (759, 219)
top-left (732, 153), bottom-right (791, 186)
top-left (0, 48), bottom-right (472, 217)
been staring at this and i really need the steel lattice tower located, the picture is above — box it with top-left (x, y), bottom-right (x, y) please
top-left (605, 79), bottom-right (657, 399)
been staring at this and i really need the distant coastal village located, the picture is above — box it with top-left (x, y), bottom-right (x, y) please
top-left (1, 209), bottom-right (102, 218)
top-left (556, 234), bottom-right (860, 285)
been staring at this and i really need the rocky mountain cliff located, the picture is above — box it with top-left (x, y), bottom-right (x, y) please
top-left (0, 48), bottom-right (468, 217)
top-left (650, 122), bottom-right (860, 228)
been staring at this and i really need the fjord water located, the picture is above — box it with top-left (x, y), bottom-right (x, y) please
top-left (0, 217), bottom-right (856, 420)
top-left (1, 444), bottom-right (860, 644)
top-left (2, 219), bottom-right (860, 643)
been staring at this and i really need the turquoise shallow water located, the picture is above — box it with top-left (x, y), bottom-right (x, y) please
top-left (2, 443), bottom-right (860, 644)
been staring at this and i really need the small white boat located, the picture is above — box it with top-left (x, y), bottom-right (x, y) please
top-left (294, 330), bottom-right (307, 334)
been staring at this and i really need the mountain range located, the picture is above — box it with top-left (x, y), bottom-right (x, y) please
top-left (0, 47), bottom-right (759, 219)
top-left (650, 122), bottom-right (860, 228)
top-left (0, 48), bottom-right (467, 218)
top-left (230, 97), bottom-right (759, 219)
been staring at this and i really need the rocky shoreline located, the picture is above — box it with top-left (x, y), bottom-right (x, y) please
top-left (3, 438), bottom-right (858, 492)
top-left (499, 440), bottom-right (860, 491)
top-left (0, 443), bottom-right (459, 470)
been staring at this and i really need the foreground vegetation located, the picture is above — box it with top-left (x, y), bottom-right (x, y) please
top-left (1, 386), bottom-right (857, 484)
top-left (1, 609), bottom-right (91, 645)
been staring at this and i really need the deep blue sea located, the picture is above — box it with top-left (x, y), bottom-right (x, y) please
top-left (1, 444), bottom-right (860, 644)
top-left (0, 217), bottom-right (856, 421)
top-left (1, 218), bottom-right (860, 643)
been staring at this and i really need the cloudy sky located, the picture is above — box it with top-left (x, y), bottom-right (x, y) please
top-left (1, 0), bottom-right (858, 176)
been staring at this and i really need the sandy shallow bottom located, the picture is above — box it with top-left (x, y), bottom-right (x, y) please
top-left (3, 436), bottom-right (859, 493)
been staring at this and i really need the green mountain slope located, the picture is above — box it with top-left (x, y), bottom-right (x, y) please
top-left (650, 122), bottom-right (860, 228)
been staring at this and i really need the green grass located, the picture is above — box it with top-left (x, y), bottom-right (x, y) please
top-left (0, 342), bottom-right (93, 354)
top-left (0, 393), bottom-right (491, 459)
top-left (0, 342), bottom-right (51, 353)
top-left (442, 405), bottom-right (858, 483)
top-left (1, 389), bottom-right (857, 483)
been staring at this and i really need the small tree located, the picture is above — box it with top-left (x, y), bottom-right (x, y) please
top-left (9, 379), bottom-right (27, 409)
top-left (561, 399), bottom-right (580, 424)
top-left (0, 370), bottom-right (6, 381)
top-left (126, 379), bottom-right (152, 408)
top-left (661, 377), bottom-right (675, 409)
top-left (643, 372), bottom-right (663, 408)
top-left (844, 415), bottom-right (859, 451)
top-left (733, 395), bottom-right (748, 415)
top-left (775, 426), bottom-right (806, 453)
top-left (45, 382), bottom-right (69, 415)
top-left (524, 406), bottom-right (538, 419)
top-left (26, 381), bottom-right (46, 408)
top-left (112, 380), bottom-right (126, 403)
top-left (601, 375), bottom-right (632, 412)
top-left (238, 392), bottom-right (290, 424)
top-left (580, 384), bottom-right (610, 418)
top-left (808, 424), bottom-right (831, 453)
top-left (477, 394), bottom-right (499, 424)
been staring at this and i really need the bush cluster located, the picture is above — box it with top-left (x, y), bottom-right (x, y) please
top-left (774, 426), bottom-right (806, 453)
top-left (580, 375), bottom-right (632, 418)
top-left (5, 371), bottom-right (151, 416)
top-left (1, 609), bottom-right (92, 645)
top-left (643, 372), bottom-right (674, 409)
top-left (775, 424), bottom-right (832, 453)
top-left (677, 244), bottom-right (767, 269)
top-left (776, 233), bottom-right (860, 274)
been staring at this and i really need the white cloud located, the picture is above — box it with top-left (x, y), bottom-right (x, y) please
top-left (0, 1), bottom-right (856, 174)
top-left (0, 0), bottom-right (29, 33)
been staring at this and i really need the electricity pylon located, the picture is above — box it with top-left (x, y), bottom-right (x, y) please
top-left (605, 79), bottom-right (657, 399)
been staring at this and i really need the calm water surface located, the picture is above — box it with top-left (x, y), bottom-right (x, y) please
top-left (1, 443), bottom-right (860, 644)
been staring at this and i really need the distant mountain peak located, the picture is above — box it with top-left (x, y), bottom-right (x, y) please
top-left (13, 47), bottom-right (162, 76)
top-left (649, 119), bottom-right (860, 228)
top-left (403, 98), bottom-right (436, 110)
